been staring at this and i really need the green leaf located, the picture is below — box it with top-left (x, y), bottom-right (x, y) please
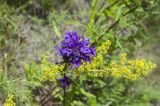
top-left (80, 88), bottom-right (96, 98)
top-left (51, 20), bottom-right (61, 37)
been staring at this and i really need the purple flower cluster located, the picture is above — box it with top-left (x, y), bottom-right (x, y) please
top-left (56, 31), bottom-right (96, 68)
top-left (59, 76), bottom-right (71, 88)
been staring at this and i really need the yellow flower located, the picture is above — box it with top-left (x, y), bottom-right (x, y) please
top-left (4, 95), bottom-right (16, 106)
top-left (97, 40), bottom-right (112, 54)
top-left (43, 68), bottom-right (55, 81)
top-left (120, 53), bottom-right (127, 65)
top-left (109, 53), bottom-right (156, 80)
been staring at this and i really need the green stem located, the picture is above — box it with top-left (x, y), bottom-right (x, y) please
top-left (63, 85), bottom-right (66, 106)
top-left (62, 63), bottom-right (68, 106)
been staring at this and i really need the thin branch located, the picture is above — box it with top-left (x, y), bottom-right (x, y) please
top-left (91, 19), bottom-right (120, 46)
top-left (91, 5), bottom-right (139, 46)
top-left (123, 6), bottom-right (138, 17)
top-left (106, 0), bottom-right (120, 10)
top-left (94, 0), bottom-right (120, 24)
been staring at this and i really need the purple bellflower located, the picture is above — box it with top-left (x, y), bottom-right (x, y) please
top-left (56, 31), bottom-right (96, 68)
top-left (59, 76), bottom-right (71, 88)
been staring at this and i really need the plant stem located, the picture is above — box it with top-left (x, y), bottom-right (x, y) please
top-left (63, 63), bottom-right (67, 106)
top-left (63, 85), bottom-right (66, 106)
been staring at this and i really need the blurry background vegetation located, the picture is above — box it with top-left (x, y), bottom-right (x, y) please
top-left (0, 0), bottom-right (160, 106)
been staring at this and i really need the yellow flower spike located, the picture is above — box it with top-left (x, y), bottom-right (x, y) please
top-left (58, 65), bottom-right (65, 71)
top-left (52, 66), bottom-right (59, 73)
top-left (77, 64), bottom-right (85, 73)
top-left (43, 68), bottom-right (55, 81)
top-left (120, 53), bottom-right (127, 65)
top-left (97, 40), bottom-right (112, 54)
top-left (86, 65), bottom-right (91, 72)
top-left (4, 95), bottom-right (16, 106)
top-left (102, 40), bottom-right (112, 46)
top-left (108, 53), bottom-right (156, 80)
top-left (92, 63), bottom-right (97, 69)
top-left (89, 54), bottom-right (103, 69)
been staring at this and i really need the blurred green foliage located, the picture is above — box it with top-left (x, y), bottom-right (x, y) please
top-left (0, 0), bottom-right (160, 106)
